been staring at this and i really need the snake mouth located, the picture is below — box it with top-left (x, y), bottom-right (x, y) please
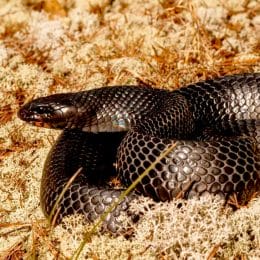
top-left (18, 109), bottom-right (55, 128)
top-left (29, 121), bottom-right (53, 128)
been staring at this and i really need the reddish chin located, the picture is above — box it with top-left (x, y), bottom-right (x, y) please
top-left (34, 121), bottom-right (52, 128)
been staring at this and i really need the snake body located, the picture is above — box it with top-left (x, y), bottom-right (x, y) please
top-left (18, 73), bottom-right (260, 233)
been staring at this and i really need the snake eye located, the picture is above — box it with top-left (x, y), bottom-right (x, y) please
top-left (32, 104), bottom-right (54, 115)
top-left (33, 106), bottom-right (45, 114)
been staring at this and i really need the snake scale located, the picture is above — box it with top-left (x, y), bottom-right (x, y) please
top-left (18, 73), bottom-right (260, 233)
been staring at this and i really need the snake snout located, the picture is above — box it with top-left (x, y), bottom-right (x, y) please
top-left (18, 103), bottom-right (37, 121)
top-left (17, 106), bottom-right (28, 121)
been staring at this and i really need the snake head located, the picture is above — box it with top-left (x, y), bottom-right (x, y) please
top-left (18, 94), bottom-right (78, 129)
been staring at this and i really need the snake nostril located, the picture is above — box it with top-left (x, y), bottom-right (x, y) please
top-left (18, 107), bottom-right (27, 120)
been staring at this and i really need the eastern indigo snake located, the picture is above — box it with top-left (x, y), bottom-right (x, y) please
top-left (18, 73), bottom-right (260, 233)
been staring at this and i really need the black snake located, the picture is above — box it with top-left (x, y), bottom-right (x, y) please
top-left (18, 73), bottom-right (260, 233)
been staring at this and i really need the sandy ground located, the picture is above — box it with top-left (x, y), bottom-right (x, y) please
top-left (0, 0), bottom-right (259, 259)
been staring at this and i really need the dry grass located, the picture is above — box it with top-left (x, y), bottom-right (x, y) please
top-left (0, 0), bottom-right (259, 259)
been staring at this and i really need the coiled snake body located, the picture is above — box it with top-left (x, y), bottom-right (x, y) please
top-left (18, 73), bottom-right (260, 233)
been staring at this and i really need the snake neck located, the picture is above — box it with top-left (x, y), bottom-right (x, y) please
top-left (68, 87), bottom-right (196, 139)
top-left (69, 74), bottom-right (259, 138)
